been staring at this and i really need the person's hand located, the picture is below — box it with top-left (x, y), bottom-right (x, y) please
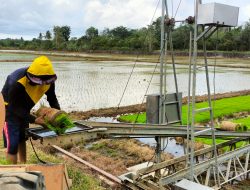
top-left (29, 114), bottom-right (37, 124)
top-left (35, 117), bottom-right (46, 126)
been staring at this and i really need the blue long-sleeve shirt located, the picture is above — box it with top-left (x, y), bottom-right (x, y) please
top-left (1, 67), bottom-right (60, 123)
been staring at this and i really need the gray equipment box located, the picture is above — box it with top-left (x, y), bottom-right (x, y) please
top-left (146, 93), bottom-right (182, 124)
top-left (197, 3), bottom-right (239, 27)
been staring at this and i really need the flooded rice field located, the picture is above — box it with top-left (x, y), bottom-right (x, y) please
top-left (1, 53), bottom-right (250, 112)
top-left (2, 53), bottom-right (250, 158)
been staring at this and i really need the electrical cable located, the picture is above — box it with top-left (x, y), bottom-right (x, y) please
top-left (134, 42), bottom-right (166, 123)
top-left (133, 21), bottom-right (183, 123)
top-left (29, 138), bottom-right (47, 164)
top-left (174, 0), bottom-right (182, 19)
top-left (136, 151), bottom-right (157, 182)
top-left (134, 24), bottom-right (181, 123)
top-left (125, 0), bottom-right (184, 123)
top-left (116, 0), bottom-right (161, 111)
top-left (161, 137), bottom-right (169, 151)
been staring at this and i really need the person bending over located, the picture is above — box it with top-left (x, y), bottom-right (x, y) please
top-left (1, 55), bottom-right (60, 164)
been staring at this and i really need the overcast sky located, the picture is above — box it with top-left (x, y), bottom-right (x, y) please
top-left (1, 0), bottom-right (250, 40)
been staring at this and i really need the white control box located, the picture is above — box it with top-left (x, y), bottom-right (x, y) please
top-left (197, 3), bottom-right (239, 27)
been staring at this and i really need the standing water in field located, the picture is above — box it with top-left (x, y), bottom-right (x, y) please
top-left (1, 56), bottom-right (250, 111)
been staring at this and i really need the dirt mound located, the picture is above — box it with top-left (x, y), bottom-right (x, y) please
top-left (69, 90), bottom-right (250, 120)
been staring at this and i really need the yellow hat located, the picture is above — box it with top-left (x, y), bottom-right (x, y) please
top-left (27, 56), bottom-right (55, 76)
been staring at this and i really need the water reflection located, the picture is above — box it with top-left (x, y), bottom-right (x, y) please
top-left (138, 137), bottom-right (185, 157)
top-left (1, 60), bottom-right (250, 111)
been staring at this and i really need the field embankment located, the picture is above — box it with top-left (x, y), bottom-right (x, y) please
top-left (69, 89), bottom-right (250, 121)
top-left (2, 50), bottom-right (250, 69)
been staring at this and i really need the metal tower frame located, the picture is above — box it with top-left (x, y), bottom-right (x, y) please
top-left (186, 0), bottom-right (220, 187)
top-left (156, 0), bottom-right (181, 168)
top-left (114, 0), bottom-right (248, 189)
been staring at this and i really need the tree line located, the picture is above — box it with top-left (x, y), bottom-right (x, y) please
top-left (1, 18), bottom-right (250, 53)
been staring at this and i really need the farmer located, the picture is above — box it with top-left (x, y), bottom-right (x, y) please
top-left (1, 55), bottom-right (60, 164)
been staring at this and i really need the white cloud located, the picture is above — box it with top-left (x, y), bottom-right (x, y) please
top-left (0, 33), bottom-right (31, 40)
top-left (0, 0), bottom-right (250, 40)
top-left (83, 0), bottom-right (161, 29)
top-left (241, 4), bottom-right (250, 24)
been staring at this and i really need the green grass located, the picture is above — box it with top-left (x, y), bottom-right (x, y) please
top-left (27, 146), bottom-right (62, 164)
top-left (119, 112), bottom-right (146, 123)
top-left (88, 142), bottom-right (119, 158)
top-left (119, 95), bottom-right (250, 146)
top-left (119, 95), bottom-right (250, 125)
top-left (195, 137), bottom-right (226, 146)
top-left (233, 116), bottom-right (250, 130)
top-left (28, 147), bottom-right (104, 189)
top-left (0, 157), bottom-right (12, 165)
top-left (67, 167), bottom-right (104, 190)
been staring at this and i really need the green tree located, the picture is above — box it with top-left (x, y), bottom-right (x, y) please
top-left (53, 26), bottom-right (70, 49)
top-left (61, 26), bottom-right (71, 41)
top-left (239, 20), bottom-right (250, 51)
top-left (53, 26), bottom-right (62, 48)
top-left (67, 37), bottom-right (78, 51)
top-left (86, 27), bottom-right (98, 40)
top-left (38, 33), bottom-right (43, 40)
top-left (102, 28), bottom-right (110, 36)
top-left (172, 24), bottom-right (191, 50)
top-left (151, 17), bottom-right (161, 49)
top-left (45, 30), bottom-right (52, 40)
top-left (146, 25), bottom-right (157, 52)
top-left (110, 26), bottom-right (132, 39)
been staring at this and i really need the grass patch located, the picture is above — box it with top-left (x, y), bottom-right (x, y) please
top-left (0, 158), bottom-right (12, 165)
top-left (232, 116), bottom-right (250, 130)
top-left (88, 142), bottom-right (119, 157)
top-left (67, 166), bottom-right (103, 190)
top-left (119, 95), bottom-right (250, 125)
top-left (27, 145), bottom-right (61, 164)
top-left (195, 138), bottom-right (226, 145)
top-left (118, 112), bottom-right (146, 123)
top-left (119, 95), bottom-right (250, 146)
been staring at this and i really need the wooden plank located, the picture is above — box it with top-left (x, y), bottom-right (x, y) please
top-left (52, 145), bottom-right (122, 185)
top-left (0, 164), bottom-right (70, 190)
top-left (0, 165), bottom-right (26, 172)
top-left (27, 164), bottom-right (70, 190)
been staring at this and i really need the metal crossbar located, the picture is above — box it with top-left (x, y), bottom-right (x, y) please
top-left (119, 138), bottom-right (249, 189)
